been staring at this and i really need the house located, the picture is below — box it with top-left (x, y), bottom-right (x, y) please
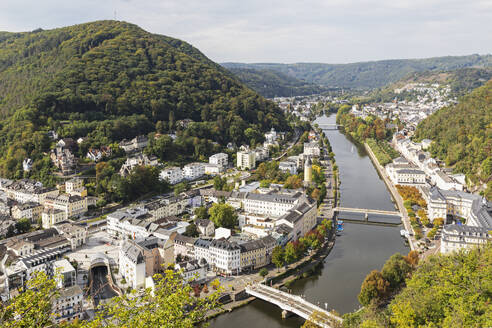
top-left (44, 194), bottom-right (88, 220)
top-left (173, 234), bottom-right (196, 260)
top-left (209, 153), bottom-right (228, 168)
top-left (119, 153), bottom-right (159, 177)
top-left (56, 138), bottom-right (76, 150)
top-left (119, 135), bottom-right (149, 153)
top-left (255, 147), bottom-right (269, 161)
top-left (11, 202), bottom-right (43, 222)
top-left (159, 167), bottom-right (183, 185)
top-left (42, 208), bottom-right (66, 228)
top-left (195, 219), bottom-right (214, 237)
top-left (50, 147), bottom-right (76, 175)
top-left (237, 149), bottom-right (256, 170)
top-left (22, 158), bottom-right (33, 172)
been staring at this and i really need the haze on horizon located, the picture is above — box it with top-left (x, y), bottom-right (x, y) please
top-left (1, 0), bottom-right (491, 64)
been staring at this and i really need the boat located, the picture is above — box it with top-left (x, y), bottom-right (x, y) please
top-left (400, 229), bottom-right (409, 238)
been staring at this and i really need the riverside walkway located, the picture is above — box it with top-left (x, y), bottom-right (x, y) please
top-left (245, 284), bottom-right (343, 327)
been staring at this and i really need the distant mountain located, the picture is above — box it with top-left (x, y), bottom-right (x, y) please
top-left (414, 79), bottom-right (492, 199)
top-left (224, 67), bottom-right (330, 98)
top-left (223, 54), bottom-right (492, 89)
top-left (0, 20), bottom-right (288, 180)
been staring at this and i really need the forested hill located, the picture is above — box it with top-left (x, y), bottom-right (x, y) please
top-left (414, 79), bottom-right (492, 199)
top-left (0, 20), bottom-right (289, 179)
top-left (223, 54), bottom-right (492, 89)
top-left (224, 67), bottom-right (330, 98)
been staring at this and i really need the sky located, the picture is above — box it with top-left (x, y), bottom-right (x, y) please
top-left (0, 0), bottom-right (491, 64)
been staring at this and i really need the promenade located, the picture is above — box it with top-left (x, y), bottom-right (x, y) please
top-left (364, 143), bottom-right (416, 250)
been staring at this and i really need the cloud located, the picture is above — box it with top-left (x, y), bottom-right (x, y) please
top-left (0, 0), bottom-right (490, 63)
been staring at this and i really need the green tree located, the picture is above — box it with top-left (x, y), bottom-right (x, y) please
top-left (0, 271), bottom-right (57, 327)
top-left (183, 223), bottom-right (199, 237)
top-left (208, 203), bottom-right (238, 229)
top-left (194, 206), bottom-right (209, 220)
top-left (213, 176), bottom-right (227, 191)
top-left (284, 242), bottom-right (297, 264)
top-left (15, 218), bottom-right (31, 234)
top-left (358, 270), bottom-right (390, 306)
top-left (271, 246), bottom-right (285, 272)
top-left (381, 253), bottom-right (411, 290)
top-left (259, 268), bottom-right (268, 278)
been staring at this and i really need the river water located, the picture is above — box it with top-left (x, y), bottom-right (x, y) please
top-left (210, 114), bottom-right (408, 327)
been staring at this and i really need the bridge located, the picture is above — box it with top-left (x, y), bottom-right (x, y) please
top-left (317, 123), bottom-right (343, 130)
top-left (245, 284), bottom-right (343, 327)
top-left (333, 207), bottom-right (401, 220)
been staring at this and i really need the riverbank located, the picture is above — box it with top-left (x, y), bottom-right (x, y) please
top-left (364, 142), bottom-right (416, 251)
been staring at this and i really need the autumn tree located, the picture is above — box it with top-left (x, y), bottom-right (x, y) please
top-left (381, 253), bottom-right (411, 290)
top-left (358, 270), bottom-right (390, 306)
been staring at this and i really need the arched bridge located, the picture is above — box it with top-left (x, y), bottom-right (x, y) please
top-left (245, 284), bottom-right (343, 327)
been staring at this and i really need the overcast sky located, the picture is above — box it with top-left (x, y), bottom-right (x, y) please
top-left (1, 0), bottom-right (491, 64)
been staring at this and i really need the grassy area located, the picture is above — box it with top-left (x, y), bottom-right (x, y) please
top-left (366, 138), bottom-right (399, 166)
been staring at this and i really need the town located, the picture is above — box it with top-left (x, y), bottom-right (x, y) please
top-left (0, 122), bottom-right (338, 323)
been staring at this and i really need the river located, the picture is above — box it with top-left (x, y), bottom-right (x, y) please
top-left (209, 114), bottom-right (408, 327)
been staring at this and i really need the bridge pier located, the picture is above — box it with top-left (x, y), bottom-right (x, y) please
top-left (365, 212), bottom-right (368, 221)
top-left (281, 309), bottom-right (294, 319)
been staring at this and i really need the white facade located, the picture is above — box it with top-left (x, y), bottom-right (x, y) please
top-left (209, 239), bottom-right (241, 275)
top-left (303, 142), bottom-right (320, 157)
top-left (279, 161), bottom-right (297, 175)
top-left (119, 242), bottom-right (146, 289)
top-left (237, 150), bottom-right (256, 170)
top-left (204, 163), bottom-right (223, 175)
top-left (159, 167), bottom-right (183, 185)
top-left (209, 153), bottom-right (228, 167)
top-left (440, 225), bottom-right (490, 254)
top-left (52, 285), bottom-right (84, 324)
top-left (183, 163), bottom-right (205, 180)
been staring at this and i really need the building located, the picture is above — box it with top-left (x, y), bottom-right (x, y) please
top-left (431, 170), bottom-right (463, 191)
top-left (209, 153), bottom-right (228, 167)
top-left (183, 163), bottom-right (205, 180)
top-left (11, 202), bottom-right (43, 222)
top-left (440, 225), bottom-right (491, 254)
top-left (120, 135), bottom-right (149, 153)
top-left (279, 160), bottom-right (297, 175)
top-left (175, 259), bottom-right (207, 283)
top-left (173, 234), bottom-right (196, 259)
top-left (303, 142), bottom-right (320, 157)
top-left (193, 239), bottom-right (213, 265)
top-left (209, 238), bottom-right (240, 275)
top-left (237, 149), bottom-right (256, 170)
top-left (22, 158), bottom-right (33, 172)
top-left (65, 178), bottom-right (87, 197)
top-left (159, 167), bottom-right (183, 185)
top-left (53, 259), bottom-right (76, 288)
top-left (119, 241), bottom-right (146, 289)
top-left (54, 223), bottom-right (87, 250)
top-left (143, 195), bottom-right (188, 219)
top-left (196, 219), bottom-right (214, 237)
top-left (255, 147), bottom-right (269, 161)
top-left (204, 163), bottom-right (223, 175)
top-left (44, 194), bottom-right (88, 220)
top-left (42, 208), bottom-right (66, 228)
top-left (50, 147), bottom-right (76, 175)
top-left (2, 179), bottom-right (59, 204)
top-left (119, 153), bottom-right (159, 177)
top-left (239, 239), bottom-right (267, 272)
top-left (51, 285), bottom-right (84, 324)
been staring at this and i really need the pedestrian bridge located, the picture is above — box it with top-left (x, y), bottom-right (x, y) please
top-left (334, 207), bottom-right (401, 217)
top-left (245, 284), bottom-right (343, 327)
top-left (317, 123), bottom-right (342, 130)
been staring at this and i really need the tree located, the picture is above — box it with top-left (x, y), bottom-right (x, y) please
top-left (213, 176), bottom-right (227, 191)
top-left (284, 175), bottom-right (303, 189)
top-left (284, 242), bottom-right (297, 264)
top-left (87, 270), bottom-right (219, 328)
top-left (433, 217), bottom-right (445, 227)
top-left (194, 206), bottom-right (209, 220)
top-left (381, 253), bottom-right (411, 290)
top-left (271, 246), bottom-right (285, 272)
top-left (208, 203), bottom-right (238, 229)
top-left (404, 250), bottom-right (419, 268)
top-left (183, 223), bottom-right (199, 237)
top-left (0, 271), bottom-right (58, 328)
top-left (358, 270), bottom-right (390, 306)
top-left (15, 218), bottom-right (31, 234)
top-left (259, 268), bottom-right (268, 278)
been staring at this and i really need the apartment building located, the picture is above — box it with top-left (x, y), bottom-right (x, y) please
top-left (159, 167), bottom-right (183, 185)
top-left (209, 153), bottom-right (228, 167)
top-left (237, 150), bottom-right (256, 170)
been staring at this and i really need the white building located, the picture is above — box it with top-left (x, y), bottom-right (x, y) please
top-left (303, 142), bottom-right (320, 157)
top-left (119, 153), bottom-right (159, 177)
top-left (204, 163), bottom-right (223, 175)
top-left (431, 170), bottom-right (463, 191)
top-left (255, 147), bottom-right (269, 161)
top-left (237, 150), bottom-right (256, 170)
top-left (209, 238), bottom-right (241, 275)
top-left (195, 219), bottom-right (215, 237)
top-left (440, 225), bottom-right (491, 254)
top-left (209, 153), bottom-right (228, 167)
top-left (119, 241), bottom-right (146, 289)
top-left (279, 160), bottom-right (297, 175)
top-left (159, 167), bottom-right (183, 185)
top-left (183, 163), bottom-right (205, 180)
top-left (175, 260), bottom-right (207, 282)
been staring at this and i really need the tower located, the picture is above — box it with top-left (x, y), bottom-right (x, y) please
top-left (304, 156), bottom-right (312, 184)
